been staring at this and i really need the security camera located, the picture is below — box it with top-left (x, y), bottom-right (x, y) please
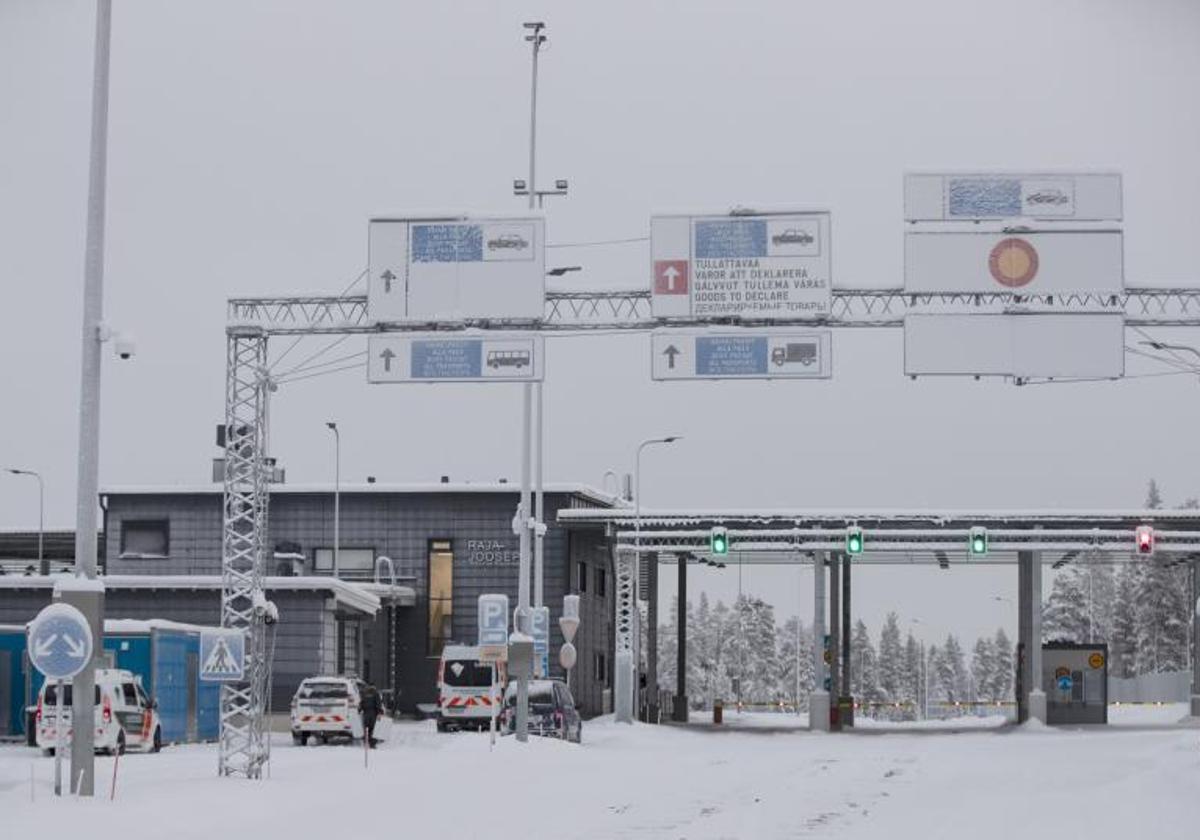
top-left (114, 333), bottom-right (137, 361)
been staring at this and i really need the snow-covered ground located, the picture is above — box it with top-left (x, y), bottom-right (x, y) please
top-left (2, 710), bottom-right (1196, 839)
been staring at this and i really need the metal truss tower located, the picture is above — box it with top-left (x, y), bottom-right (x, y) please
top-left (219, 327), bottom-right (271, 778)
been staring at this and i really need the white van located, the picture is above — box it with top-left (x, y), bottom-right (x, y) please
top-left (36, 668), bottom-right (163, 755)
top-left (290, 676), bottom-right (365, 745)
top-left (436, 645), bottom-right (502, 732)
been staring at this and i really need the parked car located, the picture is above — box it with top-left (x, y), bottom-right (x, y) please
top-left (36, 668), bottom-right (163, 755)
top-left (290, 676), bottom-right (365, 745)
top-left (437, 644), bottom-right (502, 732)
top-left (501, 679), bottom-right (582, 743)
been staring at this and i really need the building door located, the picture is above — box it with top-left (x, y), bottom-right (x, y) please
top-left (0, 650), bottom-right (11, 735)
top-left (186, 652), bottom-right (199, 741)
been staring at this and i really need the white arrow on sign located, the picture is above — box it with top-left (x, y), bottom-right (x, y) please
top-left (662, 265), bottom-right (681, 292)
top-left (34, 634), bottom-right (58, 658)
top-left (62, 635), bottom-right (86, 658)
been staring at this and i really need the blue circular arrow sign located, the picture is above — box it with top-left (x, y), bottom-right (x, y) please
top-left (27, 603), bottom-right (94, 681)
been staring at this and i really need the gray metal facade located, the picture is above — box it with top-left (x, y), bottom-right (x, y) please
top-left (100, 487), bottom-right (616, 716)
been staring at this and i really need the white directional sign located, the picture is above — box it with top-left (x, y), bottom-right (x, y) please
top-left (199, 629), bottom-right (245, 683)
top-left (904, 172), bottom-right (1123, 222)
top-left (651, 328), bottom-right (832, 381)
top-left (367, 333), bottom-right (544, 383)
top-left (367, 215), bottom-right (546, 323)
top-left (650, 211), bottom-right (832, 319)
top-left (904, 313), bottom-right (1125, 378)
top-left (904, 230), bottom-right (1124, 295)
top-left (27, 603), bottom-right (93, 681)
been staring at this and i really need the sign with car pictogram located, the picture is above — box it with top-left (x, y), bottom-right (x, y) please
top-left (367, 215), bottom-right (545, 323)
top-left (650, 211), bottom-right (832, 319)
top-left (651, 328), bottom-right (832, 380)
top-left (904, 172), bottom-right (1123, 222)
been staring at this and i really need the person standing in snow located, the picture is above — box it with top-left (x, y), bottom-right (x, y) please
top-left (359, 683), bottom-right (384, 748)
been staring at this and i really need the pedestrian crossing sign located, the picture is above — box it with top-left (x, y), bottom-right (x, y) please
top-left (200, 629), bottom-right (245, 682)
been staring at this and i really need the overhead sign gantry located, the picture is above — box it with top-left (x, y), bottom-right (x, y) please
top-left (222, 171), bottom-right (1200, 770)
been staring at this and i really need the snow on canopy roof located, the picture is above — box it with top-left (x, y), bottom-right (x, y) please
top-left (558, 506), bottom-right (1200, 526)
top-left (105, 619), bottom-right (219, 634)
top-left (101, 482), bottom-right (625, 509)
top-left (0, 574), bottom-right (392, 616)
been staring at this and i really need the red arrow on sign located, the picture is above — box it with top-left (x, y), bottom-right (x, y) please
top-left (654, 260), bottom-right (689, 295)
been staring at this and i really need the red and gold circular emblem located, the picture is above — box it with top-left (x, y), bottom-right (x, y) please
top-left (988, 237), bottom-right (1039, 288)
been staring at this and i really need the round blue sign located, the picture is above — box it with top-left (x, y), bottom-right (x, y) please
top-left (27, 603), bottom-right (94, 681)
top-left (1056, 675), bottom-right (1073, 692)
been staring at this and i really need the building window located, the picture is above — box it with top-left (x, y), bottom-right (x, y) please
top-left (119, 520), bottom-right (169, 558)
top-left (314, 548), bottom-right (375, 577)
top-left (595, 652), bottom-right (608, 686)
top-left (427, 539), bottom-right (454, 657)
top-left (596, 566), bottom-right (607, 598)
top-left (577, 560), bottom-right (588, 593)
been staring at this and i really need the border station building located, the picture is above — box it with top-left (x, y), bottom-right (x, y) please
top-left (0, 483), bottom-right (619, 721)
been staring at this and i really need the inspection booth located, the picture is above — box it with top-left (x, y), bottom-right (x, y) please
top-left (1043, 641), bottom-right (1108, 725)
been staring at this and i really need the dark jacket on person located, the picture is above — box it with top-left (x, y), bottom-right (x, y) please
top-left (359, 687), bottom-right (384, 722)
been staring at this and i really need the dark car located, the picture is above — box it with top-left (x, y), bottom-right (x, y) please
top-left (501, 679), bottom-right (582, 743)
top-left (1025, 190), bottom-right (1069, 205)
top-left (771, 228), bottom-right (815, 246)
top-left (487, 234), bottom-right (529, 250)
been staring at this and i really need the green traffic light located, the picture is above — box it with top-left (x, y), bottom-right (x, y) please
top-left (711, 527), bottom-right (729, 555)
top-left (972, 537), bottom-right (986, 553)
top-left (846, 528), bottom-right (863, 555)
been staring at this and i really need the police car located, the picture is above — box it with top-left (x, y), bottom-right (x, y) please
top-left (290, 676), bottom-right (366, 744)
top-left (36, 668), bottom-right (163, 755)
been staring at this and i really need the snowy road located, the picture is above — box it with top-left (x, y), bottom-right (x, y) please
top-left (1, 710), bottom-right (1196, 839)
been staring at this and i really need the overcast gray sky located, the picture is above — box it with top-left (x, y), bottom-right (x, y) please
top-left (2, 0), bottom-right (1199, 644)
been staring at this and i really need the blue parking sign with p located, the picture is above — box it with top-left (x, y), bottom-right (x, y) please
top-left (478, 594), bottom-right (509, 647)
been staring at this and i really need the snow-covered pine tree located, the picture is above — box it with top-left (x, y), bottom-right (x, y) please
top-left (991, 627), bottom-right (1013, 701)
top-left (1110, 563), bottom-right (1139, 678)
top-left (776, 615), bottom-right (812, 709)
top-left (925, 644), bottom-right (945, 707)
top-left (850, 619), bottom-right (881, 707)
top-left (940, 635), bottom-right (969, 704)
top-left (740, 597), bottom-right (778, 702)
top-left (657, 594), bottom-right (679, 692)
top-left (876, 612), bottom-right (904, 704)
top-left (902, 633), bottom-right (923, 715)
top-left (1043, 568), bottom-right (1089, 643)
top-left (970, 637), bottom-right (996, 703)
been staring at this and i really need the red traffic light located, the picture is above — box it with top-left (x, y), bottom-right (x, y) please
top-left (1135, 525), bottom-right (1154, 555)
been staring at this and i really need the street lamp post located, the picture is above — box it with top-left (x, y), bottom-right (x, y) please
top-left (634, 436), bottom-right (682, 555)
top-left (629, 435), bottom-right (681, 722)
top-left (5, 469), bottom-right (44, 575)
top-left (326, 422), bottom-right (340, 579)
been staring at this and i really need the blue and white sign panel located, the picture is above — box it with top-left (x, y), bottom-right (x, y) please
top-left (651, 328), bottom-right (832, 381)
top-left (477, 594), bottom-right (510, 647)
top-left (199, 629), bottom-right (245, 683)
top-left (367, 215), bottom-right (545, 323)
top-left (367, 333), bottom-right (544, 383)
top-left (27, 603), bottom-right (93, 681)
top-left (530, 606), bottom-right (550, 678)
top-left (650, 211), bottom-right (832, 319)
top-left (904, 173), bottom-right (1122, 222)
